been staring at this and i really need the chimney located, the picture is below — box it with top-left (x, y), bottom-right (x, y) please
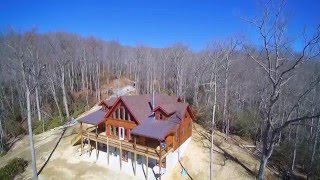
top-left (152, 91), bottom-right (155, 110)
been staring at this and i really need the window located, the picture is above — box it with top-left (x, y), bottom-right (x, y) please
top-left (182, 128), bottom-right (185, 136)
top-left (160, 114), bottom-right (163, 120)
top-left (189, 122), bottom-right (192, 129)
top-left (125, 109), bottom-right (129, 120)
top-left (175, 133), bottom-right (178, 142)
top-left (124, 128), bottom-right (127, 139)
top-left (120, 107), bottom-right (124, 119)
top-left (115, 109), bottom-right (119, 119)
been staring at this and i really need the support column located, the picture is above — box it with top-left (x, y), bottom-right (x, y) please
top-left (106, 123), bottom-right (110, 136)
top-left (120, 141), bottom-right (122, 170)
top-left (80, 122), bottom-right (83, 155)
top-left (134, 137), bottom-right (137, 176)
top-left (159, 141), bottom-right (162, 180)
top-left (96, 125), bottom-right (98, 160)
top-left (88, 132), bottom-right (91, 156)
top-left (146, 148), bottom-right (149, 180)
top-left (107, 136), bottom-right (109, 165)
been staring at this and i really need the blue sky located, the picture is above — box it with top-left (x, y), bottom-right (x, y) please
top-left (0, 0), bottom-right (319, 51)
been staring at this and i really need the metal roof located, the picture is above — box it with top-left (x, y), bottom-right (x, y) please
top-left (77, 109), bottom-right (106, 125)
top-left (131, 114), bottom-right (182, 140)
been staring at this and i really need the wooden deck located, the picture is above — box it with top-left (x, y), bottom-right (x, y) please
top-left (78, 124), bottom-right (172, 179)
top-left (81, 130), bottom-right (173, 160)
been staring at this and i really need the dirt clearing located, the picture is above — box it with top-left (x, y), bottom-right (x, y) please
top-left (0, 123), bottom-right (277, 179)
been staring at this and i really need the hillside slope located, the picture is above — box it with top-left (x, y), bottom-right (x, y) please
top-left (0, 122), bottom-right (277, 179)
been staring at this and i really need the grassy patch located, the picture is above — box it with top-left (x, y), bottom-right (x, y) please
top-left (33, 116), bottom-right (64, 135)
top-left (0, 158), bottom-right (28, 180)
top-left (0, 151), bottom-right (7, 157)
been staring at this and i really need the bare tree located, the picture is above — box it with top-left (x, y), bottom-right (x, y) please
top-left (5, 32), bottom-right (45, 180)
top-left (244, 1), bottom-right (320, 178)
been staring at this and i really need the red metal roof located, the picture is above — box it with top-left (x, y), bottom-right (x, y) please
top-left (77, 93), bottom-right (195, 139)
top-left (130, 115), bottom-right (181, 140)
top-left (105, 93), bottom-right (180, 123)
top-left (77, 109), bottom-right (106, 125)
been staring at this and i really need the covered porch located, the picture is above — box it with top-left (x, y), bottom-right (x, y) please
top-left (76, 114), bottom-right (173, 179)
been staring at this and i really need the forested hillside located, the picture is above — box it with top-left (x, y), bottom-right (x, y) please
top-left (0, 1), bottom-right (320, 179)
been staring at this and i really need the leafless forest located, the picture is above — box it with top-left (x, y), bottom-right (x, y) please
top-left (1, 1), bottom-right (320, 179)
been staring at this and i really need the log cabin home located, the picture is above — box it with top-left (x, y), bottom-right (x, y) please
top-left (75, 93), bottom-right (195, 179)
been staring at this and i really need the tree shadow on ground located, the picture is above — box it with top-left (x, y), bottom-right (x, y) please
top-left (193, 126), bottom-right (257, 177)
top-left (37, 127), bottom-right (67, 175)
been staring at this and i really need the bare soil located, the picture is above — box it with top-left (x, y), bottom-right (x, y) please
top-left (0, 123), bottom-right (278, 180)
top-left (164, 123), bottom-right (278, 180)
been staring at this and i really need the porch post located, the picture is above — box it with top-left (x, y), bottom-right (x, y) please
top-left (107, 136), bottom-right (109, 165)
top-left (96, 125), bottom-right (98, 160)
top-left (80, 122), bottom-right (83, 155)
top-left (134, 136), bottom-right (137, 176)
top-left (120, 141), bottom-right (122, 170)
top-left (88, 131), bottom-right (91, 156)
top-left (159, 141), bottom-right (162, 180)
top-left (146, 148), bottom-right (149, 180)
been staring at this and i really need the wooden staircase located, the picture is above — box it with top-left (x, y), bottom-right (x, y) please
top-left (71, 133), bottom-right (81, 145)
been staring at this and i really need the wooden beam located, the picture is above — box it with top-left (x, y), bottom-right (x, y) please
top-left (96, 126), bottom-right (98, 160)
top-left (146, 148), bottom-right (148, 180)
top-left (120, 141), bottom-right (122, 170)
top-left (134, 136), bottom-right (137, 176)
top-left (159, 141), bottom-right (162, 180)
top-left (107, 136), bottom-right (109, 165)
top-left (80, 122), bottom-right (83, 155)
top-left (88, 131), bottom-right (91, 156)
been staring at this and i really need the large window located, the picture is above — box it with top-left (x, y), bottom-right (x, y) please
top-left (120, 107), bottom-right (124, 119)
top-left (125, 109), bottom-right (129, 120)
top-left (115, 109), bottom-right (119, 119)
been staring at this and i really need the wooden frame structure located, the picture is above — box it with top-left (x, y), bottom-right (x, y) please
top-left (79, 123), bottom-right (172, 179)
top-left (76, 94), bottom-right (196, 179)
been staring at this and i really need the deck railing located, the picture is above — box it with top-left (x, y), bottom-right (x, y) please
top-left (82, 131), bottom-right (172, 159)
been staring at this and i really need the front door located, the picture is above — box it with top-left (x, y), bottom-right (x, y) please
top-left (119, 127), bottom-right (125, 140)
